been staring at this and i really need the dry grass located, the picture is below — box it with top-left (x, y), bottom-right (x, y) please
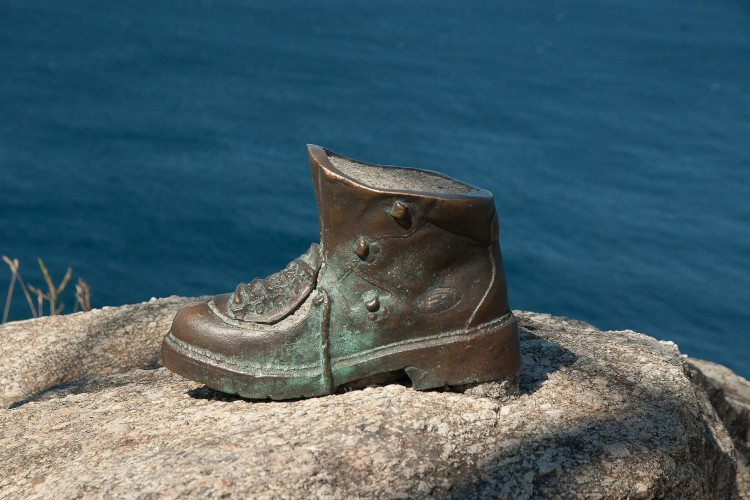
top-left (73, 278), bottom-right (91, 313)
top-left (2, 256), bottom-right (91, 324)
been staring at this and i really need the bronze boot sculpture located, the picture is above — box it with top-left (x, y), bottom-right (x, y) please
top-left (160, 145), bottom-right (521, 399)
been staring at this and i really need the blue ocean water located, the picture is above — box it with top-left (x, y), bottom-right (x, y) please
top-left (1, 0), bottom-right (748, 378)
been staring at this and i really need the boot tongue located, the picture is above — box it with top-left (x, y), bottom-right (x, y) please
top-left (213, 244), bottom-right (321, 324)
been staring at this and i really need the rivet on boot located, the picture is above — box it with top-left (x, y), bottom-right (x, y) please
top-left (390, 201), bottom-right (412, 228)
top-left (365, 296), bottom-right (380, 312)
top-left (354, 239), bottom-right (369, 260)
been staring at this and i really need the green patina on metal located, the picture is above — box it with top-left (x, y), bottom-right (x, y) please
top-left (159, 145), bottom-right (522, 400)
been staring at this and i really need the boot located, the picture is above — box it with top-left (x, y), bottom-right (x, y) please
top-left (159, 145), bottom-right (521, 399)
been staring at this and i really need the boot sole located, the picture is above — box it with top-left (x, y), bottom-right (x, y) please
top-left (160, 312), bottom-right (521, 400)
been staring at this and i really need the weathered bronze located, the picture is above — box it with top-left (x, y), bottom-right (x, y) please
top-left (159, 145), bottom-right (521, 399)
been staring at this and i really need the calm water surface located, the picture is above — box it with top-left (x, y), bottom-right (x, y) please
top-left (1, 0), bottom-right (748, 378)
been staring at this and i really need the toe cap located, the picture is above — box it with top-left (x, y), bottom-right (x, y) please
top-left (168, 300), bottom-right (247, 357)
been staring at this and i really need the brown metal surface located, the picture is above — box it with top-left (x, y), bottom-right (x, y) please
top-left (159, 145), bottom-right (522, 400)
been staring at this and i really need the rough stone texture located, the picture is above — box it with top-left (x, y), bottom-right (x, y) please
top-left (0, 295), bottom-right (206, 408)
top-left (0, 303), bottom-right (744, 498)
top-left (687, 358), bottom-right (750, 498)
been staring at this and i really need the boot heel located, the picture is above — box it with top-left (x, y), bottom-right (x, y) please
top-left (403, 314), bottom-right (521, 390)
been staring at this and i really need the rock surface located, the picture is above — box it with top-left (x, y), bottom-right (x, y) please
top-left (0, 300), bottom-right (745, 498)
top-left (0, 295), bottom-right (207, 408)
top-left (687, 358), bottom-right (750, 498)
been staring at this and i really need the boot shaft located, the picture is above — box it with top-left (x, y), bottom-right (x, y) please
top-left (307, 146), bottom-right (511, 357)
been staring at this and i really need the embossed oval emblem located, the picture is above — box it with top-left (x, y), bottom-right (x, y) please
top-left (414, 288), bottom-right (461, 314)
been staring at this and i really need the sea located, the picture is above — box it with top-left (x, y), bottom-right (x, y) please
top-left (1, 0), bottom-right (748, 379)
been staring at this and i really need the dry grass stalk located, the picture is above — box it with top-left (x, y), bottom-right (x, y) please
top-left (73, 278), bottom-right (91, 312)
top-left (2, 256), bottom-right (38, 323)
top-left (27, 258), bottom-right (73, 317)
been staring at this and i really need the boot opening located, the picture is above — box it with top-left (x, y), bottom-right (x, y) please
top-left (328, 153), bottom-right (478, 194)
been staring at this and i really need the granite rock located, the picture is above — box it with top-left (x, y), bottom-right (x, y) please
top-left (0, 302), bottom-right (743, 498)
top-left (0, 295), bottom-right (206, 408)
top-left (687, 358), bottom-right (750, 498)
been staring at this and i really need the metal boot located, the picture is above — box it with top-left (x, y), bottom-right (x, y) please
top-left (159, 145), bottom-right (521, 399)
